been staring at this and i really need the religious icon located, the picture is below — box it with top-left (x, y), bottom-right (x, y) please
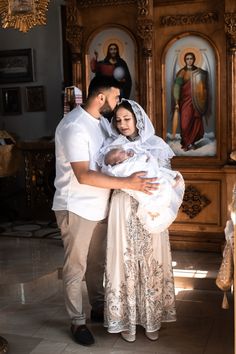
top-left (172, 50), bottom-right (208, 152)
top-left (90, 42), bottom-right (132, 99)
top-left (164, 35), bottom-right (217, 157)
top-left (88, 27), bottom-right (136, 100)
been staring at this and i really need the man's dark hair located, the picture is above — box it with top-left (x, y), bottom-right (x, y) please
top-left (87, 75), bottom-right (121, 98)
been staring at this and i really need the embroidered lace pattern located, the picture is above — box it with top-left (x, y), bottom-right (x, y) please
top-left (105, 196), bottom-right (176, 334)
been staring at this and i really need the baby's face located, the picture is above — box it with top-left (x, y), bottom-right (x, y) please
top-left (115, 149), bottom-right (134, 164)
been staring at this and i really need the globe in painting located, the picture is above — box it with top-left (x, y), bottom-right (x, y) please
top-left (113, 66), bottom-right (125, 80)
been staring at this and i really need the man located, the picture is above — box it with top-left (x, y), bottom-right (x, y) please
top-left (52, 76), bottom-right (157, 346)
top-left (90, 43), bottom-right (132, 99)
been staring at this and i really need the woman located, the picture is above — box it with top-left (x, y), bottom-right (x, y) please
top-left (101, 99), bottom-right (184, 342)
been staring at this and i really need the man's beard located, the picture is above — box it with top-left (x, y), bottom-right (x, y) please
top-left (100, 99), bottom-right (115, 121)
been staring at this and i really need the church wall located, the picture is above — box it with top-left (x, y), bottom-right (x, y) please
top-left (152, 0), bottom-right (231, 250)
top-left (0, 0), bottom-right (235, 250)
top-left (0, 0), bottom-right (65, 141)
top-left (69, 0), bottom-right (236, 251)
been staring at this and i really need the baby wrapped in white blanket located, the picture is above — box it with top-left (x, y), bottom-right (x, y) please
top-left (101, 142), bottom-right (184, 233)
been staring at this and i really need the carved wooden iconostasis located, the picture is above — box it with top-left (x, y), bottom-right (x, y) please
top-left (65, 0), bottom-right (236, 251)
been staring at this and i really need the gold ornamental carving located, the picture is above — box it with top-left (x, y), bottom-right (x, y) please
top-left (66, 25), bottom-right (83, 52)
top-left (160, 12), bottom-right (218, 27)
top-left (76, 0), bottom-right (135, 7)
top-left (137, 19), bottom-right (153, 57)
top-left (225, 13), bottom-right (236, 50)
top-left (225, 13), bottom-right (236, 37)
top-left (0, 0), bottom-right (50, 33)
top-left (66, 0), bottom-right (83, 51)
top-left (181, 185), bottom-right (211, 219)
top-left (23, 146), bottom-right (55, 207)
top-left (137, 0), bottom-right (149, 16)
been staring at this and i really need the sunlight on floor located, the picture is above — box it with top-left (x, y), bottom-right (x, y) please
top-left (175, 287), bottom-right (193, 295)
top-left (173, 269), bottom-right (208, 278)
top-left (172, 261), bottom-right (208, 279)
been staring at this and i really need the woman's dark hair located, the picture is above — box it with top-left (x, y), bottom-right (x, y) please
top-left (112, 100), bottom-right (136, 132)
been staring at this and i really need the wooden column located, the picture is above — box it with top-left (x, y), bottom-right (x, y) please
top-left (225, 13), bottom-right (236, 156)
top-left (65, 0), bottom-right (83, 89)
top-left (224, 4), bottom-right (236, 352)
top-left (136, 0), bottom-right (154, 120)
top-left (225, 4), bottom-right (236, 353)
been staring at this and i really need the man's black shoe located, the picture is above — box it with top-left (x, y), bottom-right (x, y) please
top-left (70, 324), bottom-right (95, 346)
top-left (90, 308), bottom-right (104, 322)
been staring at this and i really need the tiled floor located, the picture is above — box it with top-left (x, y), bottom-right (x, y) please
top-left (0, 234), bottom-right (234, 354)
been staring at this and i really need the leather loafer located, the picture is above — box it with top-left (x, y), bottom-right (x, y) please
top-left (71, 324), bottom-right (95, 346)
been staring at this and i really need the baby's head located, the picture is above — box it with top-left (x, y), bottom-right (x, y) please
top-left (104, 148), bottom-right (134, 166)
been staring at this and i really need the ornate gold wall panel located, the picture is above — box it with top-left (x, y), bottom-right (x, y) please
top-left (160, 12), bottom-right (218, 26)
top-left (175, 181), bottom-right (221, 226)
top-left (180, 185), bottom-right (211, 220)
top-left (76, 0), bottom-right (135, 6)
top-left (225, 12), bottom-right (236, 155)
top-left (169, 165), bottom-right (228, 251)
top-left (64, 0), bottom-right (236, 251)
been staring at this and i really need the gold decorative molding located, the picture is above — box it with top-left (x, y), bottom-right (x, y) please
top-left (160, 12), bottom-right (218, 27)
top-left (137, 0), bottom-right (149, 17)
top-left (76, 0), bottom-right (135, 7)
top-left (181, 185), bottom-right (211, 219)
top-left (66, 24), bottom-right (83, 52)
top-left (136, 0), bottom-right (153, 118)
top-left (66, 0), bottom-right (83, 52)
top-left (0, 0), bottom-right (50, 33)
top-left (225, 13), bottom-right (236, 50)
top-left (225, 13), bottom-right (236, 37)
top-left (137, 19), bottom-right (153, 56)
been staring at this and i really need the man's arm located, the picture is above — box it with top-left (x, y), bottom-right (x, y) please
top-left (71, 161), bottom-right (158, 195)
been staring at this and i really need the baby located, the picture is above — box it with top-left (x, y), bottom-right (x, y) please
top-left (104, 147), bottom-right (135, 165)
top-left (102, 146), bottom-right (184, 233)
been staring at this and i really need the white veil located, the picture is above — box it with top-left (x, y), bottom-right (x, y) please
top-left (121, 99), bottom-right (155, 143)
top-left (100, 99), bottom-right (155, 142)
top-left (98, 99), bottom-right (174, 167)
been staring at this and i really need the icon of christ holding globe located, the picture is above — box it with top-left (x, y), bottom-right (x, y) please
top-left (90, 43), bottom-right (132, 99)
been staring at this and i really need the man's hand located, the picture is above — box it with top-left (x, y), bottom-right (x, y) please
top-left (71, 161), bottom-right (158, 194)
top-left (125, 172), bottom-right (159, 195)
